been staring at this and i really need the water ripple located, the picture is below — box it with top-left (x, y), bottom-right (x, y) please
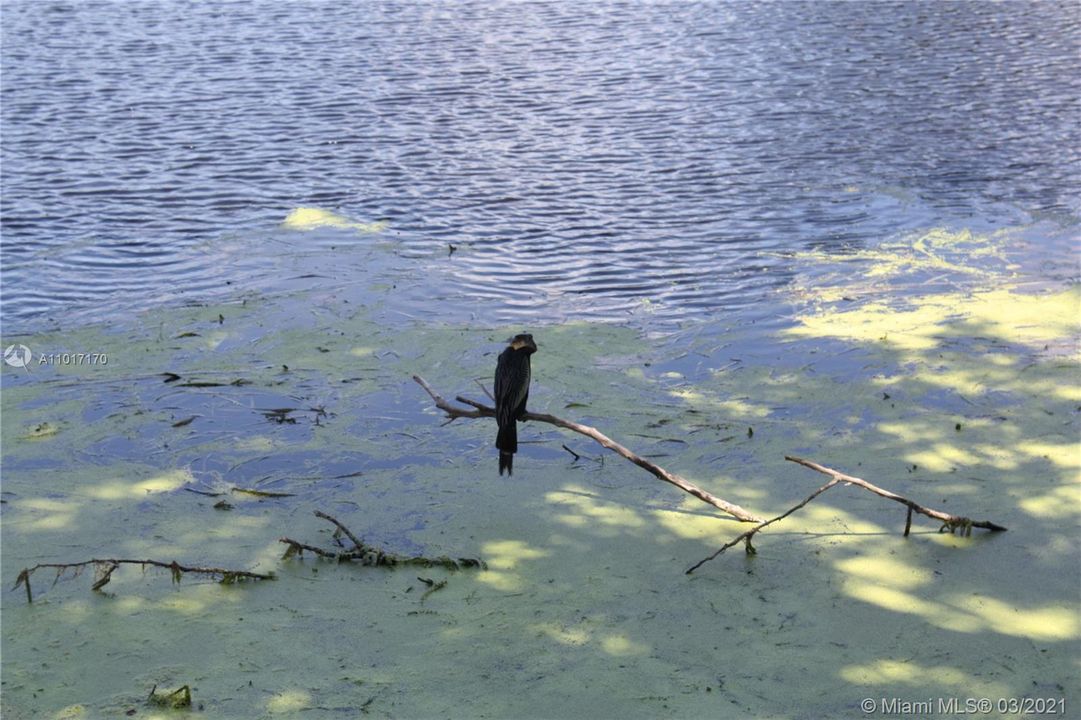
top-left (2, 1), bottom-right (1078, 332)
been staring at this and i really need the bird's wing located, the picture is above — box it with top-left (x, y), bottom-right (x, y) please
top-left (504, 355), bottom-right (530, 419)
top-left (495, 349), bottom-right (530, 425)
top-left (494, 348), bottom-right (513, 425)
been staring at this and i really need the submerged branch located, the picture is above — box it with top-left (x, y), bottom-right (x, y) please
top-left (279, 510), bottom-right (487, 571)
top-left (12, 559), bottom-right (274, 603)
top-left (688, 456), bottom-right (1008, 573)
top-left (413, 375), bottom-right (763, 524)
top-left (783, 456), bottom-right (1008, 535)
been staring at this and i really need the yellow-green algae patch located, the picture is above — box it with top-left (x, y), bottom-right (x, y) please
top-left (281, 206), bottom-right (388, 233)
top-left (788, 286), bottom-right (1080, 355)
top-left (784, 226), bottom-right (1018, 304)
top-left (766, 233), bottom-right (1079, 715)
top-left (2, 291), bottom-right (709, 718)
top-left (3, 250), bottom-right (1079, 718)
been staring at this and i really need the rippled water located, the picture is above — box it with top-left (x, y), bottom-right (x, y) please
top-left (2, 1), bottom-right (1078, 332)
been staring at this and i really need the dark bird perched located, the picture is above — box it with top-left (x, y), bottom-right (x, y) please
top-left (494, 333), bottom-right (537, 476)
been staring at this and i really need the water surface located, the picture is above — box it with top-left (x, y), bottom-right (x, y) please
top-left (2, 1), bottom-right (1078, 331)
top-left (1, 3), bottom-right (1079, 719)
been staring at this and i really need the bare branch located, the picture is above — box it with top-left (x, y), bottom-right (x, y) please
top-left (413, 375), bottom-right (486, 419)
top-left (784, 456), bottom-right (1008, 534)
top-left (688, 457), bottom-right (1009, 572)
top-left (13, 559), bottom-right (274, 602)
top-left (686, 478), bottom-right (841, 573)
top-left (280, 510), bottom-right (487, 571)
top-left (314, 510), bottom-right (365, 549)
top-left (414, 376), bottom-right (1009, 570)
top-left (413, 375), bottom-right (763, 524)
top-left (473, 378), bottom-right (495, 401)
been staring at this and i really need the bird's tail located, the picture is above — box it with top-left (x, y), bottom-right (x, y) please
top-left (497, 421), bottom-right (517, 476)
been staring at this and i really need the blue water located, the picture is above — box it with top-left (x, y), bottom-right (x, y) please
top-left (2, 1), bottom-right (1078, 332)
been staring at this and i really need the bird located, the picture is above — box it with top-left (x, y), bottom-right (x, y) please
top-left (494, 333), bottom-right (537, 476)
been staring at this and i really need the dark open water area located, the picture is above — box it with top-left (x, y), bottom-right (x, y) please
top-left (2, 0), bottom-right (1078, 334)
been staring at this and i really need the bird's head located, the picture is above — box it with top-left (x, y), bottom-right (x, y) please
top-left (508, 333), bottom-right (537, 354)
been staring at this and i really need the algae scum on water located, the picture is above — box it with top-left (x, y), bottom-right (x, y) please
top-left (1, 225), bottom-right (1078, 718)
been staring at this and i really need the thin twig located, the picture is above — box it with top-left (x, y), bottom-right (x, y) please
top-left (414, 375), bottom-right (486, 419)
top-left (473, 378), bottom-right (495, 401)
top-left (413, 375), bottom-right (763, 524)
top-left (686, 478), bottom-right (841, 574)
top-left (278, 538), bottom-right (346, 560)
top-left (418, 576), bottom-right (448, 604)
top-left (314, 510), bottom-right (365, 549)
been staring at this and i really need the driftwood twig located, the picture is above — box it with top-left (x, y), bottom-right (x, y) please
top-left (12, 559), bottom-right (274, 603)
top-left (279, 510), bottom-right (486, 570)
top-left (413, 375), bottom-right (763, 524)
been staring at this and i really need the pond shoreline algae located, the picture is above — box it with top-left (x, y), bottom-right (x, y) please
top-left (2, 222), bottom-right (1078, 718)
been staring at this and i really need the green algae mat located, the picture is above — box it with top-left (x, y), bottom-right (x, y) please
top-left (2, 227), bottom-right (1078, 719)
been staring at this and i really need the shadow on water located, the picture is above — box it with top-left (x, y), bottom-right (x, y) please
top-left (1, 226), bottom-right (1077, 718)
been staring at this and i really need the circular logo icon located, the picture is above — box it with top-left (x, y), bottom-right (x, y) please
top-left (3, 344), bottom-right (32, 368)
